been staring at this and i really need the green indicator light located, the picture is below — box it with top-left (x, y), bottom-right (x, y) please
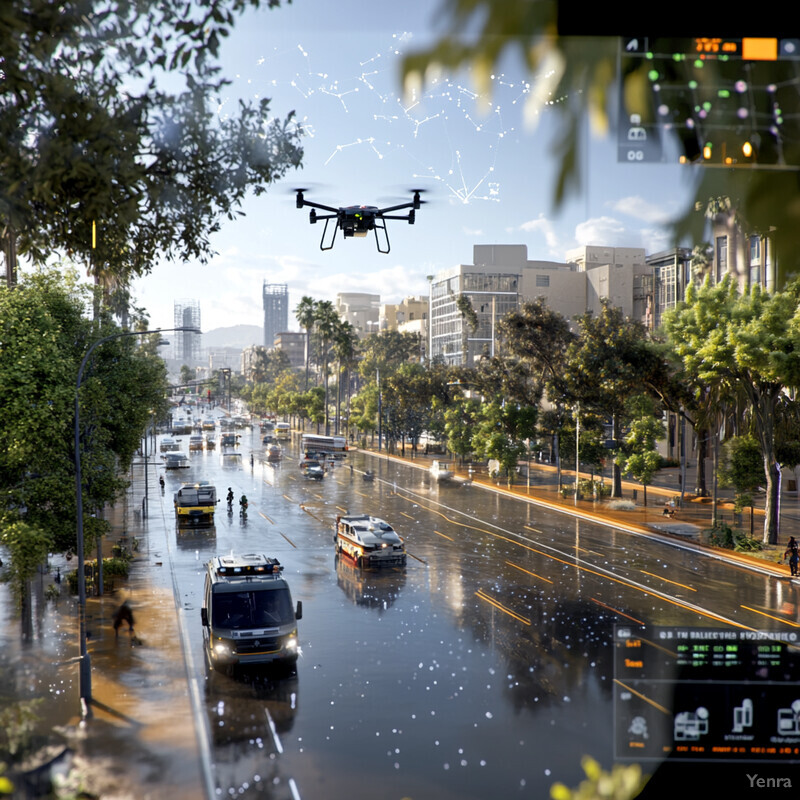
top-left (688, 80), bottom-right (698, 89)
top-left (648, 69), bottom-right (659, 81)
top-left (646, 51), bottom-right (654, 60)
top-left (703, 101), bottom-right (712, 112)
top-left (694, 59), bottom-right (704, 68)
top-left (718, 90), bottom-right (730, 98)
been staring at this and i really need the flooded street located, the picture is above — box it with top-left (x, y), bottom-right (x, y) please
top-left (166, 425), bottom-right (787, 799)
top-left (2, 420), bottom-right (794, 800)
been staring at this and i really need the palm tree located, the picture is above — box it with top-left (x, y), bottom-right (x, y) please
top-left (314, 300), bottom-right (340, 436)
top-left (332, 320), bottom-right (359, 436)
top-left (294, 296), bottom-right (317, 391)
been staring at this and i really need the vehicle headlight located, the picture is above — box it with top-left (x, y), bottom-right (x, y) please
top-left (214, 641), bottom-right (231, 655)
top-left (285, 635), bottom-right (298, 652)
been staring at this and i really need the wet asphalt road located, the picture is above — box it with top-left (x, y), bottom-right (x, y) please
top-left (156, 421), bottom-right (796, 800)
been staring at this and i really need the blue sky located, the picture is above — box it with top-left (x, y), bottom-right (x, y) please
top-left (132, 0), bottom-right (698, 333)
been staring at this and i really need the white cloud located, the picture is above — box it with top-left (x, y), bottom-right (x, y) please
top-left (610, 195), bottom-right (675, 225)
top-left (574, 216), bottom-right (635, 247)
top-left (519, 214), bottom-right (562, 254)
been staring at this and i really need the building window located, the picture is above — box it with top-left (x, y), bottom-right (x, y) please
top-left (716, 236), bottom-right (727, 283)
top-left (750, 236), bottom-right (761, 263)
top-left (535, 274), bottom-right (550, 288)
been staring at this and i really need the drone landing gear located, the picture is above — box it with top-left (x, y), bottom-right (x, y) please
top-left (373, 218), bottom-right (390, 254)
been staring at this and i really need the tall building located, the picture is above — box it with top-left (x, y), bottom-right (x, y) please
top-left (173, 299), bottom-right (201, 364)
top-left (429, 245), bottom-right (571, 366)
top-left (263, 282), bottom-right (289, 349)
top-left (335, 293), bottom-right (380, 336)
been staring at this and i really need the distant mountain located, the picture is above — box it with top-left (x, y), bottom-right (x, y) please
top-left (201, 324), bottom-right (263, 350)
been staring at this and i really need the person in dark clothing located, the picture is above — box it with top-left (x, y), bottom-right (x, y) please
top-left (113, 600), bottom-right (135, 636)
top-left (784, 537), bottom-right (799, 577)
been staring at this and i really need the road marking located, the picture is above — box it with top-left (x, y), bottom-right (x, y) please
top-left (265, 709), bottom-right (283, 754)
top-left (505, 560), bottom-right (553, 584)
top-left (591, 597), bottom-right (645, 626)
top-left (524, 525), bottom-right (542, 534)
top-left (407, 551), bottom-right (427, 564)
top-left (433, 529), bottom-right (454, 541)
top-left (399, 511), bottom-right (415, 520)
top-left (280, 532), bottom-right (297, 548)
top-left (740, 604), bottom-right (800, 627)
top-left (336, 505), bottom-right (348, 514)
top-left (640, 570), bottom-right (697, 591)
top-left (258, 512), bottom-right (274, 524)
top-left (391, 484), bottom-right (751, 629)
top-left (475, 589), bottom-right (531, 625)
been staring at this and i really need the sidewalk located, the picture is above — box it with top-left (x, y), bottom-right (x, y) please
top-left (360, 445), bottom-right (799, 580)
top-left (2, 465), bottom-right (209, 800)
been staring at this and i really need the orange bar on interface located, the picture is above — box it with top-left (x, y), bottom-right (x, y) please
top-left (742, 38), bottom-right (778, 61)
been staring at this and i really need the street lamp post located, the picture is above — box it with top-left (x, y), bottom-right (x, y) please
top-left (73, 326), bottom-right (198, 719)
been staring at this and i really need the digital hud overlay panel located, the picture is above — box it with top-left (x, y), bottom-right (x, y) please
top-left (614, 625), bottom-right (800, 764)
top-left (617, 37), bottom-right (800, 168)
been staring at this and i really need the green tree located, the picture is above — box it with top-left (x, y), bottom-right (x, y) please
top-left (565, 301), bottom-right (656, 498)
top-left (719, 435), bottom-right (763, 538)
top-left (358, 330), bottom-right (421, 381)
top-left (444, 396), bottom-right (481, 464)
top-left (663, 277), bottom-right (800, 544)
top-left (312, 300), bottom-right (340, 435)
top-left (472, 401), bottom-right (537, 486)
top-left (332, 320), bottom-right (359, 435)
top-left (616, 395), bottom-right (666, 507)
top-left (1, 0), bottom-right (303, 290)
top-left (0, 269), bottom-right (168, 565)
top-left (294, 296), bottom-right (317, 390)
top-left (498, 298), bottom-right (576, 488)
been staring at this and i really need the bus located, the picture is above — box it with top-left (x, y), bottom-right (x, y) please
top-left (274, 421), bottom-right (291, 440)
top-left (300, 433), bottom-right (347, 460)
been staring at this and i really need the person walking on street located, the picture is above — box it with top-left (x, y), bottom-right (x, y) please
top-left (784, 536), bottom-right (799, 577)
top-left (113, 600), bottom-right (135, 637)
top-left (239, 494), bottom-right (248, 518)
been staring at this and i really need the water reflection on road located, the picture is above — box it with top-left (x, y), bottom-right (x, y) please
top-left (164, 425), bottom-right (779, 800)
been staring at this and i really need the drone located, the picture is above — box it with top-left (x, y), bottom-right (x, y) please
top-left (294, 189), bottom-right (425, 253)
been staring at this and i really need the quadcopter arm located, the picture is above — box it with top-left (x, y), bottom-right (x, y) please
top-left (380, 210), bottom-right (416, 224)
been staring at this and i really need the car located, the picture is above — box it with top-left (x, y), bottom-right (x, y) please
top-left (160, 437), bottom-right (180, 453)
top-left (334, 514), bottom-right (406, 568)
top-left (164, 453), bottom-right (189, 469)
top-left (302, 461), bottom-right (325, 480)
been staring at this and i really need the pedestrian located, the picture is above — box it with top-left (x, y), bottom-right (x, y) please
top-left (113, 600), bottom-right (135, 637)
top-left (250, 453), bottom-right (254, 468)
top-left (159, 474), bottom-right (165, 491)
top-left (784, 537), bottom-right (799, 577)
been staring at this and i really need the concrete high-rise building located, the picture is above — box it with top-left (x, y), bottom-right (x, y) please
top-left (335, 292), bottom-right (380, 336)
top-left (173, 299), bottom-right (201, 364)
top-left (263, 282), bottom-right (289, 349)
top-left (429, 245), bottom-right (572, 366)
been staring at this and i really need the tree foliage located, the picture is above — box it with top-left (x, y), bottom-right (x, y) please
top-left (0, 269), bottom-right (169, 557)
top-left (663, 276), bottom-right (800, 543)
top-left (0, 0), bottom-right (303, 287)
top-left (403, 1), bottom-right (800, 279)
